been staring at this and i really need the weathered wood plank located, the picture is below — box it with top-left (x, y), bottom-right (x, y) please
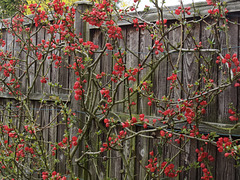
top-left (215, 151), bottom-right (236, 180)
top-left (48, 105), bottom-right (58, 170)
top-left (153, 64), bottom-right (168, 115)
top-left (50, 32), bottom-right (59, 95)
top-left (56, 113), bottom-right (66, 174)
top-left (100, 33), bottom-right (112, 87)
top-left (35, 27), bottom-right (45, 93)
top-left (126, 25), bottom-right (139, 114)
top-left (116, 27), bottom-right (127, 112)
top-left (28, 26), bottom-right (37, 94)
top-left (58, 32), bottom-right (69, 95)
top-left (135, 126), bottom-right (149, 180)
top-left (139, 28), bottom-right (152, 116)
top-left (167, 21), bottom-right (183, 102)
top-left (18, 30), bottom-right (28, 94)
top-left (179, 139), bottom-right (198, 180)
top-left (123, 25), bottom-right (139, 180)
top-left (218, 17), bottom-right (238, 124)
top-left (236, 14), bottom-right (240, 180)
top-left (200, 19), bottom-right (218, 123)
top-left (88, 1), bottom-right (240, 29)
top-left (105, 28), bottom-right (124, 179)
top-left (182, 22), bottom-right (200, 99)
top-left (0, 93), bottom-right (69, 101)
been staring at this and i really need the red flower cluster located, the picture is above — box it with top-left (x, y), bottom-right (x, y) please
top-left (217, 137), bottom-right (232, 153)
top-left (73, 79), bottom-right (85, 100)
top-left (161, 162), bottom-right (178, 177)
top-left (196, 147), bottom-right (214, 180)
top-left (153, 40), bottom-right (164, 55)
top-left (106, 20), bottom-right (122, 39)
top-left (40, 77), bottom-right (48, 83)
top-left (175, 6), bottom-right (191, 15)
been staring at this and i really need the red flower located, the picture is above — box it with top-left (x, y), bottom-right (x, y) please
top-left (160, 130), bottom-right (165, 137)
top-left (175, 9), bottom-right (180, 15)
top-left (40, 77), bottom-right (48, 83)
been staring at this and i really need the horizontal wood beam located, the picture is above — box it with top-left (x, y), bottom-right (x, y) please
top-left (0, 93), bottom-right (69, 102)
top-left (89, 0), bottom-right (240, 29)
top-left (114, 112), bottom-right (240, 137)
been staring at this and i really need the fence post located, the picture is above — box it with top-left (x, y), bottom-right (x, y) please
top-left (74, 1), bottom-right (92, 41)
top-left (71, 2), bottom-right (92, 179)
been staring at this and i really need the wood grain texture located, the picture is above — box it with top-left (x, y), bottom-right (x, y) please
top-left (135, 126), bottom-right (149, 180)
top-left (182, 22), bottom-right (200, 99)
top-left (215, 151), bottom-right (236, 180)
top-left (35, 27), bottom-right (45, 93)
top-left (28, 26), bottom-right (37, 93)
top-left (139, 28), bottom-right (152, 115)
top-left (125, 25), bottom-right (139, 179)
top-left (218, 17), bottom-right (238, 124)
top-left (236, 14), bottom-right (240, 180)
top-left (58, 33), bottom-right (69, 95)
top-left (116, 27), bottom-right (127, 112)
top-left (200, 19), bottom-right (218, 123)
top-left (179, 139), bottom-right (198, 180)
top-left (168, 22), bottom-right (183, 102)
top-left (126, 26), bottom-right (139, 114)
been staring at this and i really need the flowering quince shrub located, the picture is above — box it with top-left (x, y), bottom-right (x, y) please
top-left (0, 0), bottom-right (240, 179)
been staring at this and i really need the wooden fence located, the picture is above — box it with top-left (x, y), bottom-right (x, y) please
top-left (88, 2), bottom-right (240, 179)
top-left (1, 1), bottom-right (240, 179)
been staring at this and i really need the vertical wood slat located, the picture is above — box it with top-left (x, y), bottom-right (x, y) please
top-left (180, 22), bottom-right (200, 180)
top-left (99, 42), bottom-right (110, 179)
top-left (126, 26), bottom-right (139, 114)
top-left (70, 2), bottom-right (93, 175)
top-left (109, 129), bottom-right (122, 180)
top-left (56, 113), bottom-right (66, 174)
top-left (0, 30), bottom-right (7, 96)
top-left (88, 29), bottom-right (102, 180)
top-left (105, 28), bottom-right (123, 179)
top-left (152, 38), bottom-right (167, 115)
top-left (87, 28), bottom-right (98, 180)
top-left (116, 27), bottom-right (127, 112)
top-left (42, 28), bottom-right (51, 94)
top-left (0, 29), bottom-right (7, 52)
top-left (50, 32), bottom-right (59, 95)
top-left (236, 14), bottom-right (240, 180)
top-left (168, 23), bottom-right (183, 102)
top-left (69, 43), bottom-right (83, 179)
top-left (125, 26), bottom-right (139, 179)
top-left (139, 28), bottom-right (152, 115)
top-left (109, 27), bottom-right (126, 180)
top-left (58, 34), bottom-right (69, 95)
top-left (35, 27), bottom-right (44, 93)
top-left (215, 151), bottom-right (236, 180)
top-left (201, 142), bottom-right (217, 180)
top-left (19, 30), bottom-right (28, 94)
top-left (101, 33), bottom-right (112, 85)
top-left (182, 22), bottom-right (200, 99)
top-left (215, 15), bottom-right (238, 180)
top-left (6, 29), bottom-right (13, 89)
top-left (218, 17), bottom-right (238, 124)
top-left (48, 105), bottom-right (58, 170)
top-left (163, 22), bottom-right (182, 177)
top-left (136, 28), bottom-right (152, 180)
top-left (135, 126), bottom-right (149, 180)
top-left (29, 26), bottom-right (37, 93)
top-left (200, 19), bottom-right (218, 123)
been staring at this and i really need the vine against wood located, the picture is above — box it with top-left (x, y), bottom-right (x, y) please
top-left (0, 0), bottom-right (239, 179)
